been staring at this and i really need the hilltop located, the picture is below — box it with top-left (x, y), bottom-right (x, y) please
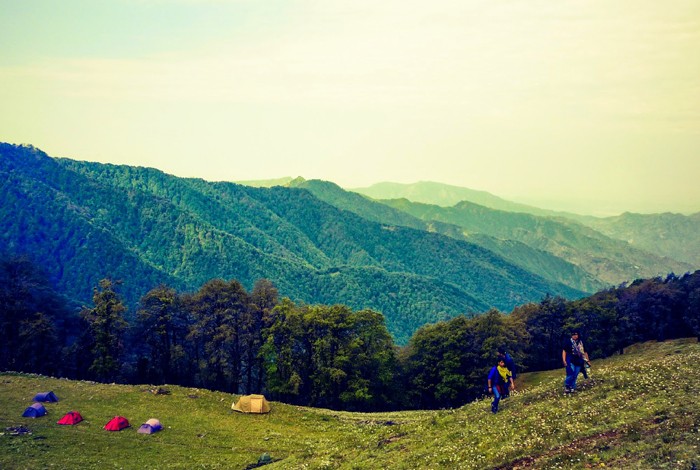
top-left (1, 338), bottom-right (698, 469)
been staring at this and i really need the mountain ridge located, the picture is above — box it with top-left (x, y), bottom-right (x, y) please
top-left (584, 211), bottom-right (700, 266)
top-left (291, 178), bottom-right (607, 294)
top-left (380, 197), bottom-right (694, 286)
top-left (350, 180), bottom-right (584, 218)
top-left (1, 143), bottom-right (583, 343)
top-left (348, 180), bottom-right (700, 268)
top-left (4, 143), bottom-right (696, 343)
top-left (291, 178), bottom-right (694, 289)
top-left (350, 180), bottom-right (700, 218)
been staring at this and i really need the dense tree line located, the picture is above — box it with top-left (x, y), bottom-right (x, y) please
top-left (0, 255), bottom-right (75, 377)
top-left (1, 253), bottom-right (698, 411)
top-left (261, 300), bottom-right (397, 410)
top-left (402, 274), bottom-right (700, 409)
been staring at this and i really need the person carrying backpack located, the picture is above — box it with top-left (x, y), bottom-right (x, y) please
top-left (497, 347), bottom-right (517, 398)
top-left (562, 331), bottom-right (586, 393)
top-left (487, 357), bottom-right (516, 413)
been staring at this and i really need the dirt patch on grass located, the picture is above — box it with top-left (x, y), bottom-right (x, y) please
top-left (494, 429), bottom-right (622, 469)
top-left (494, 414), bottom-right (694, 470)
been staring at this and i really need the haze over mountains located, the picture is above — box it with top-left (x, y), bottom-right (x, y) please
top-left (350, 180), bottom-right (700, 268)
top-left (351, 181), bottom-right (560, 216)
top-left (2, 143), bottom-right (698, 343)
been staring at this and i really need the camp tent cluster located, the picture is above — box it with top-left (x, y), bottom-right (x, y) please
top-left (19, 391), bottom-right (270, 436)
top-left (22, 391), bottom-right (60, 417)
top-left (20, 390), bottom-right (163, 434)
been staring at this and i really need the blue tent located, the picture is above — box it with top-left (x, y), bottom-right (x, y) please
top-left (137, 418), bottom-right (163, 434)
top-left (33, 391), bottom-right (59, 402)
top-left (22, 403), bottom-right (47, 418)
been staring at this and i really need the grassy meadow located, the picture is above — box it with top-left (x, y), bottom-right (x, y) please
top-left (1, 338), bottom-right (698, 469)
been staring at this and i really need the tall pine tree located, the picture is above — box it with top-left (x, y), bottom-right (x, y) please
top-left (81, 279), bottom-right (128, 382)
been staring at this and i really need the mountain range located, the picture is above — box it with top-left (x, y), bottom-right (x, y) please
top-left (286, 178), bottom-right (694, 288)
top-left (352, 180), bottom-right (700, 268)
top-left (350, 180), bottom-right (570, 217)
top-left (2, 143), bottom-right (697, 343)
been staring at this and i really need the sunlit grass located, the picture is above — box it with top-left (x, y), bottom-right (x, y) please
top-left (1, 338), bottom-right (698, 469)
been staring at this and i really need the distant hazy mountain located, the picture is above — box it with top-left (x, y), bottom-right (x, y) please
top-left (233, 176), bottom-right (294, 187)
top-left (292, 178), bottom-right (606, 293)
top-left (379, 198), bottom-right (694, 286)
top-left (350, 181), bottom-right (570, 217)
top-left (352, 181), bottom-right (700, 269)
top-left (581, 212), bottom-right (700, 267)
top-left (1, 143), bottom-right (585, 344)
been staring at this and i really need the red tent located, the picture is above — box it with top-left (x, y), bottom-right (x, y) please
top-left (57, 411), bottom-right (83, 425)
top-left (104, 416), bottom-right (130, 431)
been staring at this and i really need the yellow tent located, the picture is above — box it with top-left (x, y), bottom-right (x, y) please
top-left (231, 394), bottom-right (271, 414)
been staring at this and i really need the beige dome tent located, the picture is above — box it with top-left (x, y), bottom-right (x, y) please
top-left (232, 394), bottom-right (271, 414)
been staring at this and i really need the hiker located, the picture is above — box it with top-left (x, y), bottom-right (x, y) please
top-left (562, 331), bottom-right (586, 393)
top-left (497, 347), bottom-right (517, 398)
top-left (488, 358), bottom-right (515, 413)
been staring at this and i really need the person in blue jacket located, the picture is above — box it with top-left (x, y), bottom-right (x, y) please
top-left (488, 357), bottom-right (516, 413)
top-left (562, 331), bottom-right (586, 393)
top-left (497, 347), bottom-right (517, 398)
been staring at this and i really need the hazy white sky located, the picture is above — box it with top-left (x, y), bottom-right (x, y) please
top-left (1, 0), bottom-right (699, 215)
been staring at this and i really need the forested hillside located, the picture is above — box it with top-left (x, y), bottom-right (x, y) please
top-left (582, 211), bottom-right (700, 266)
top-left (0, 143), bottom-right (583, 343)
top-left (380, 198), bottom-right (693, 286)
top-left (353, 180), bottom-right (700, 269)
top-left (292, 178), bottom-right (606, 293)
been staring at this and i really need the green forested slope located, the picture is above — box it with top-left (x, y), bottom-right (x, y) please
top-left (293, 178), bottom-right (606, 293)
top-left (0, 147), bottom-right (183, 308)
top-left (381, 198), bottom-right (694, 286)
top-left (58, 156), bottom-right (581, 309)
top-left (353, 180), bottom-right (700, 272)
top-left (581, 211), bottom-right (700, 266)
top-left (1, 143), bottom-right (582, 343)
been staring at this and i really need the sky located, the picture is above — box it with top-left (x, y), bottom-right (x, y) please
top-left (1, 0), bottom-right (699, 216)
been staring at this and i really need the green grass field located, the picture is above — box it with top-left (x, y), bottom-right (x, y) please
top-left (1, 338), bottom-right (698, 469)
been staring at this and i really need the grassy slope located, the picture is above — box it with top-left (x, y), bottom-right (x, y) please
top-left (1, 339), bottom-right (698, 469)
